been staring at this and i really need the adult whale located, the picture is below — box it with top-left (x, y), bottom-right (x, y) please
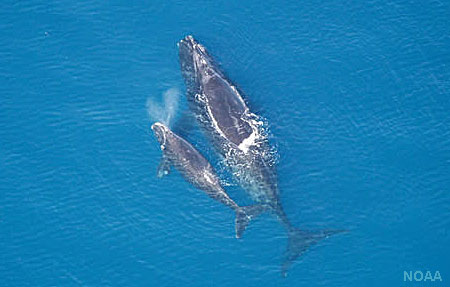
top-left (151, 122), bottom-right (265, 238)
top-left (178, 35), bottom-right (344, 276)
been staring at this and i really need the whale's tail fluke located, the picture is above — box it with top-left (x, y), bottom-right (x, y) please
top-left (281, 228), bottom-right (347, 277)
top-left (235, 205), bottom-right (267, 239)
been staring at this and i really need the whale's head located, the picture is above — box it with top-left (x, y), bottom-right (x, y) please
top-left (178, 35), bottom-right (217, 96)
top-left (178, 35), bottom-right (197, 81)
top-left (151, 122), bottom-right (170, 150)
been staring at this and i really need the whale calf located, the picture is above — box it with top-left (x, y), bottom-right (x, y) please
top-left (151, 122), bottom-right (265, 238)
top-left (178, 35), bottom-right (345, 276)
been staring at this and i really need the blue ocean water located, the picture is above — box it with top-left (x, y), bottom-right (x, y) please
top-left (1, 0), bottom-right (449, 286)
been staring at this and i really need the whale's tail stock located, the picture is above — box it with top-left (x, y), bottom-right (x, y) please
top-left (235, 205), bottom-right (267, 239)
top-left (281, 228), bottom-right (347, 277)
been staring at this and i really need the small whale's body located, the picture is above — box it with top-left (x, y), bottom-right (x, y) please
top-left (151, 122), bottom-right (265, 238)
top-left (178, 35), bottom-right (344, 276)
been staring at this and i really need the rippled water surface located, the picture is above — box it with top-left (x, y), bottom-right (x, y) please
top-left (1, 0), bottom-right (449, 286)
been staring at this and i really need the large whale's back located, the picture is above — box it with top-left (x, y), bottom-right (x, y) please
top-left (203, 74), bottom-right (253, 147)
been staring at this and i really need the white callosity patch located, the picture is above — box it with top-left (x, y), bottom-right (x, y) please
top-left (152, 123), bottom-right (168, 150)
top-left (203, 170), bottom-right (215, 185)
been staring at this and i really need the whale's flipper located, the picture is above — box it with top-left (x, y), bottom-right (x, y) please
top-left (157, 155), bottom-right (171, 178)
top-left (235, 205), bottom-right (267, 239)
top-left (281, 228), bottom-right (347, 277)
